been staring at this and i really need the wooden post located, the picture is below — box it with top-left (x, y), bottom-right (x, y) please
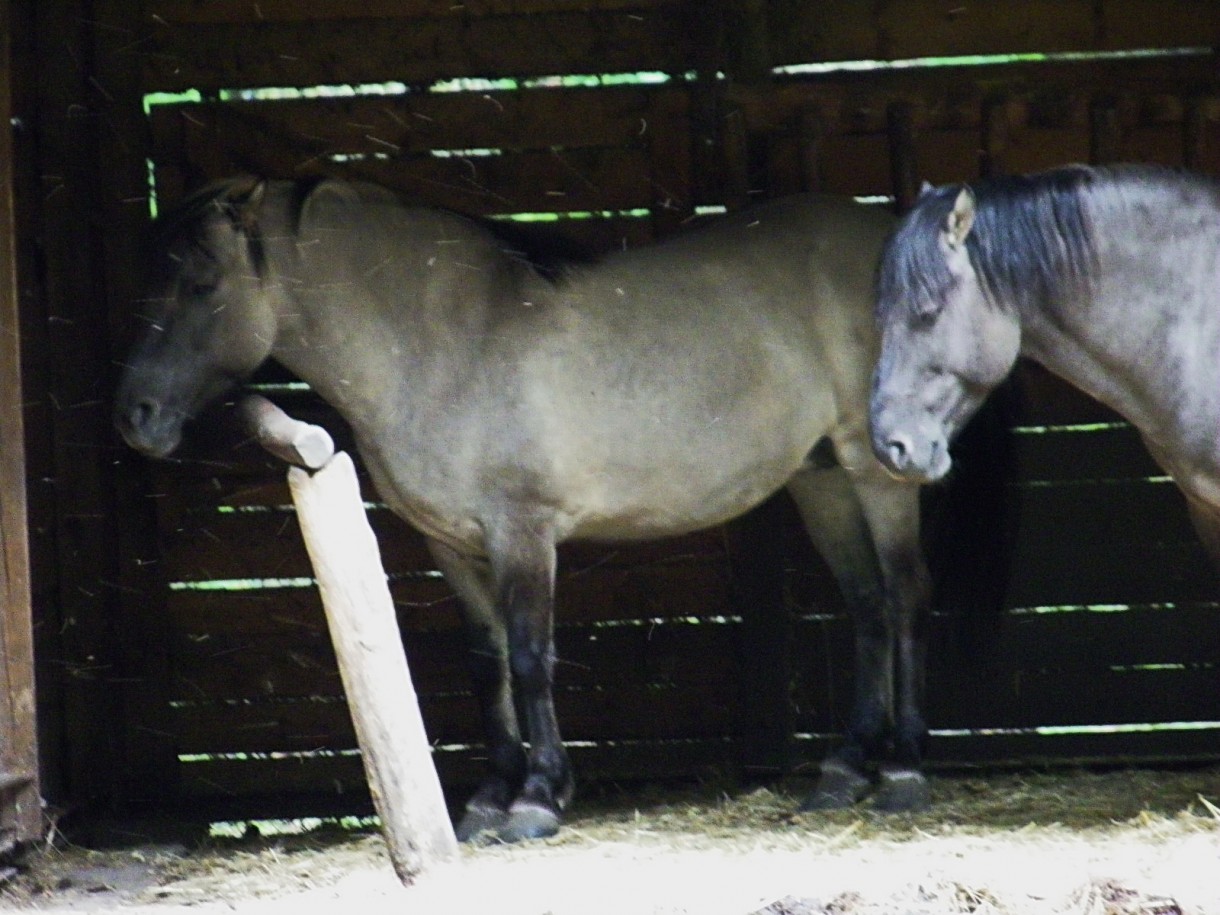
top-left (886, 101), bottom-right (920, 214)
top-left (1089, 96), bottom-right (1122, 165)
top-left (0, 0), bottom-right (41, 851)
top-left (241, 396), bottom-right (458, 885)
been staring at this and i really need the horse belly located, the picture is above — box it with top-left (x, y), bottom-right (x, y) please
top-left (560, 412), bottom-right (824, 541)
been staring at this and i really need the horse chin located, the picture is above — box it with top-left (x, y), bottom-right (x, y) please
top-left (118, 421), bottom-right (183, 460)
top-left (880, 460), bottom-right (950, 486)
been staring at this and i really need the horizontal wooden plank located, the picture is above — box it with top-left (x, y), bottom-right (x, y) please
top-left (167, 144), bottom-right (656, 216)
top-left (928, 664), bottom-right (1220, 731)
top-left (1008, 425), bottom-right (1162, 484)
top-left (146, 1), bottom-right (683, 23)
top-left (920, 724), bottom-right (1220, 767)
top-left (171, 737), bottom-right (737, 806)
top-left (160, 501), bottom-right (726, 582)
top-left (167, 721), bottom-right (1220, 810)
top-left (789, 605), bottom-right (1220, 729)
top-left (142, 10), bottom-right (698, 92)
top-left (734, 59), bottom-right (1220, 136)
top-left (172, 674), bottom-right (737, 755)
top-left (1000, 604), bottom-right (1220, 669)
top-left (1008, 361), bottom-right (1127, 426)
top-left (164, 550), bottom-right (732, 640)
top-left (1004, 481), bottom-right (1213, 608)
top-left (169, 617), bottom-right (740, 701)
top-left (150, 85), bottom-right (677, 166)
top-left (146, 2), bottom-right (1220, 70)
top-left (768, 1), bottom-right (1220, 68)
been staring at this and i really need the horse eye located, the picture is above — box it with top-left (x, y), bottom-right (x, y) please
top-left (185, 279), bottom-right (218, 298)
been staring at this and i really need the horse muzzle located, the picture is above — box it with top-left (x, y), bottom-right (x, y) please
top-left (869, 409), bottom-right (953, 483)
top-left (114, 397), bottom-right (184, 459)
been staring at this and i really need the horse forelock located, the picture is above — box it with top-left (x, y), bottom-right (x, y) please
top-left (151, 177), bottom-right (271, 281)
top-left (875, 188), bottom-right (960, 325)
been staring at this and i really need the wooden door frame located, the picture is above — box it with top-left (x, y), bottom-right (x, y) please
top-left (0, 0), bottom-right (43, 853)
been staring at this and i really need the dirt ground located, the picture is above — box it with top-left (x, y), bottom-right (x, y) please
top-left (2, 766), bottom-right (1218, 915)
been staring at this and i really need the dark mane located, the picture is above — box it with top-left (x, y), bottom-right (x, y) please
top-left (149, 177), bottom-right (271, 278)
top-left (877, 164), bottom-right (1103, 320)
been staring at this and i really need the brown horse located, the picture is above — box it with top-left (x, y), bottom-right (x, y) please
top-left (116, 177), bottom-right (931, 842)
top-left (871, 163), bottom-right (1220, 577)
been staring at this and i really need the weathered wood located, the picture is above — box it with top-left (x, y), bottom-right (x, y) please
top-left (738, 56), bottom-right (1220, 135)
top-left (150, 88), bottom-right (668, 165)
top-left (164, 559), bottom-right (732, 645)
top-left (726, 495), bottom-right (795, 777)
top-left (0, 0), bottom-right (40, 848)
top-left (769, 0), bottom-right (1220, 68)
top-left (29, 0), bottom-right (146, 817)
top-left (886, 100), bottom-right (919, 212)
top-left (169, 618), bottom-right (741, 704)
top-left (171, 674), bottom-right (741, 755)
top-left (1090, 96), bottom-right (1124, 164)
top-left (159, 495), bottom-right (727, 583)
top-left (289, 453), bottom-right (457, 883)
top-left (142, 10), bottom-right (697, 92)
top-left (174, 737), bottom-right (738, 809)
top-left (796, 105), bottom-right (826, 193)
top-left (238, 394), bottom-right (335, 469)
top-left (147, 0), bottom-right (685, 24)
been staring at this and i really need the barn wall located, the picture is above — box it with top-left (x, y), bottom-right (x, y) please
top-left (12, 1), bottom-right (1220, 823)
top-left (0, 0), bottom-right (40, 851)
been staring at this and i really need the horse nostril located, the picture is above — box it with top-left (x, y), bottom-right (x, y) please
top-left (886, 435), bottom-right (912, 471)
top-left (126, 399), bottom-right (159, 433)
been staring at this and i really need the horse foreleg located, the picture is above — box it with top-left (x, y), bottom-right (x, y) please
top-left (786, 467), bottom-right (889, 810)
top-left (489, 517), bottom-right (573, 843)
top-left (856, 479), bottom-right (932, 812)
top-left (427, 539), bottom-right (526, 843)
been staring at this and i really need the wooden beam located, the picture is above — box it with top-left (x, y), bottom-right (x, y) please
top-left (0, 0), bottom-right (42, 851)
top-left (146, 0), bottom-right (684, 23)
top-left (288, 453), bottom-right (457, 883)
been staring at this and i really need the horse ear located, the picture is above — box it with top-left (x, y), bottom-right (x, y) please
top-left (918, 180), bottom-right (935, 198)
top-left (219, 176), bottom-right (267, 235)
top-left (944, 187), bottom-right (976, 249)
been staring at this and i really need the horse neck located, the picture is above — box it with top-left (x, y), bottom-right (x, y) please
top-left (1017, 189), bottom-right (1220, 437)
top-left (258, 210), bottom-right (509, 427)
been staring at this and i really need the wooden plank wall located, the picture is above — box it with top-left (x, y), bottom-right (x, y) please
top-left (80, 0), bottom-right (1220, 818)
top-left (0, 0), bottom-right (41, 850)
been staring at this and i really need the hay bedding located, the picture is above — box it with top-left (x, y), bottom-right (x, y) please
top-left (3, 767), bottom-right (1218, 915)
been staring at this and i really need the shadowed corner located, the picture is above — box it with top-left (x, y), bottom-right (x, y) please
top-left (921, 374), bottom-right (1023, 667)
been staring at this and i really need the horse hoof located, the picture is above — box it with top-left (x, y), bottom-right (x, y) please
top-left (455, 804), bottom-right (509, 844)
top-left (800, 759), bottom-right (871, 811)
top-left (497, 802), bottom-right (561, 843)
top-left (873, 767), bottom-right (930, 812)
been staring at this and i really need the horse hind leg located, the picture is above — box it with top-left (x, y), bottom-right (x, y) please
top-left (427, 538), bottom-right (526, 843)
top-left (786, 467), bottom-right (894, 811)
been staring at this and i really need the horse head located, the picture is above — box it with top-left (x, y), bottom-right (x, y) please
top-left (115, 177), bottom-right (278, 458)
top-left (870, 184), bottom-right (1021, 482)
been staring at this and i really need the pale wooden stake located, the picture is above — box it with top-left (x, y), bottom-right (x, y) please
top-left (239, 396), bottom-right (458, 885)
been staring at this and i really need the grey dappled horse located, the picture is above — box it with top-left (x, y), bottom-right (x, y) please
top-left (871, 163), bottom-right (1220, 576)
top-left (115, 177), bottom-right (931, 842)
